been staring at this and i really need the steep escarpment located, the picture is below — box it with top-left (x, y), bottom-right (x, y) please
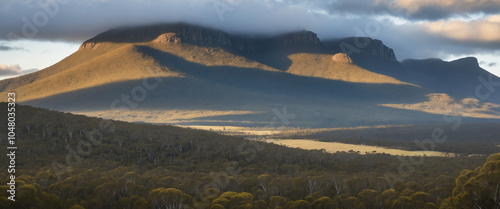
top-left (80, 23), bottom-right (322, 52)
top-left (325, 37), bottom-right (398, 62)
top-left (402, 57), bottom-right (500, 104)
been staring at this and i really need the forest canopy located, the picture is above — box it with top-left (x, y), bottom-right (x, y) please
top-left (0, 103), bottom-right (498, 209)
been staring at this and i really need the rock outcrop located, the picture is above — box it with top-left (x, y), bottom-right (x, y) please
top-left (331, 53), bottom-right (353, 64)
top-left (325, 37), bottom-right (397, 62)
top-left (79, 42), bottom-right (102, 50)
top-left (153, 33), bottom-right (182, 44)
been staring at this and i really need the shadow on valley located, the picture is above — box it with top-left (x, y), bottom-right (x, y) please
top-left (83, 23), bottom-right (330, 71)
top-left (138, 45), bottom-right (430, 104)
top-left (230, 42), bottom-right (329, 71)
top-left (20, 47), bottom-right (470, 128)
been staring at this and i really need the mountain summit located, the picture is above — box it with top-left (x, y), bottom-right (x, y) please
top-left (325, 37), bottom-right (398, 62)
top-left (81, 23), bottom-right (242, 50)
top-left (80, 23), bottom-right (322, 51)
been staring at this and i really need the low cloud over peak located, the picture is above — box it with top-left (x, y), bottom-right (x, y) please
top-left (0, 0), bottom-right (499, 71)
top-left (0, 44), bottom-right (23, 51)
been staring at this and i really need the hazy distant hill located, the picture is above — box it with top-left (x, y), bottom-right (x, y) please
top-left (0, 23), bottom-right (498, 127)
top-left (401, 57), bottom-right (500, 104)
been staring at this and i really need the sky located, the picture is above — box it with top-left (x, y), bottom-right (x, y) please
top-left (0, 0), bottom-right (499, 80)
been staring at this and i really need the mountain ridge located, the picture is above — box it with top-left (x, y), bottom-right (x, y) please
top-left (1, 22), bottom-right (499, 128)
top-left (80, 23), bottom-right (323, 52)
top-left (79, 23), bottom-right (398, 61)
top-left (401, 56), bottom-right (500, 104)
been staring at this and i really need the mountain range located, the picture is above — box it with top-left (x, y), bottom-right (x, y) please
top-left (1, 23), bottom-right (499, 128)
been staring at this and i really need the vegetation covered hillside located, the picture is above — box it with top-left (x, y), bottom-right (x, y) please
top-left (0, 103), bottom-right (498, 208)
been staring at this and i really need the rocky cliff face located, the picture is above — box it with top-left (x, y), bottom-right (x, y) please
top-left (279, 30), bottom-right (321, 45)
top-left (159, 26), bottom-right (235, 46)
top-left (450, 57), bottom-right (480, 69)
top-left (402, 57), bottom-right (482, 73)
top-left (324, 37), bottom-right (397, 62)
top-left (80, 23), bottom-right (238, 50)
top-left (79, 23), bottom-right (323, 51)
top-left (78, 23), bottom-right (402, 67)
top-left (366, 39), bottom-right (397, 61)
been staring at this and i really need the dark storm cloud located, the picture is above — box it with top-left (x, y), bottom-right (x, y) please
top-left (0, 0), bottom-right (499, 61)
top-left (0, 45), bottom-right (14, 51)
top-left (1, 0), bottom-right (321, 42)
top-left (0, 44), bottom-right (23, 51)
top-left (294, 0), bottom-right (500, 21)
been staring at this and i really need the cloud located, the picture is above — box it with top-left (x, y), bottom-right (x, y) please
top-left (0, 45), bottom-right (14, 51)
top-left (0, 44), bottom-right (23, 51)
top-left (1, 0), bottom-right (499, 41)
top-left (303, 0), bottom-right (500, 21)
top-left (424, 15), bottom-right (500, 43)
top-left (398, 14), bottom-right (500, 59)
top-left (489, 63), bottom-right (498, 67)
top-left (0, 64), bottom-right (22, 76)
top-left (0, 64), bottom-right (39, 77)
top-left (0, 0), bottom-right (498, 63)
top-left (0, 0), bottom-right (330, 42)
top-left (395, 0), bottom-right (500, 20)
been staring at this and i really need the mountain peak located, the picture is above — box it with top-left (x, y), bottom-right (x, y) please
top-left (325, 37), bottom-right (397, 62)
top-left (79, 23), bottom-right (235, 50)
top-left (451, 57), bottom-right (479, 68)
top-left (277, 30), bottom-right (321, 45)
top-left (402, 57), bottom-right (480, 69)
top-left (79, 23), bottom-right (322, 51)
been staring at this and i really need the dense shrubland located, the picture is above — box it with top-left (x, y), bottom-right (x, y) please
top-left (0, 104), bottom-right (498, 208)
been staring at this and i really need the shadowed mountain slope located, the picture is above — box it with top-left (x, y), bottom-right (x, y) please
top-left (401, 57), bottom-right (500, 104)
